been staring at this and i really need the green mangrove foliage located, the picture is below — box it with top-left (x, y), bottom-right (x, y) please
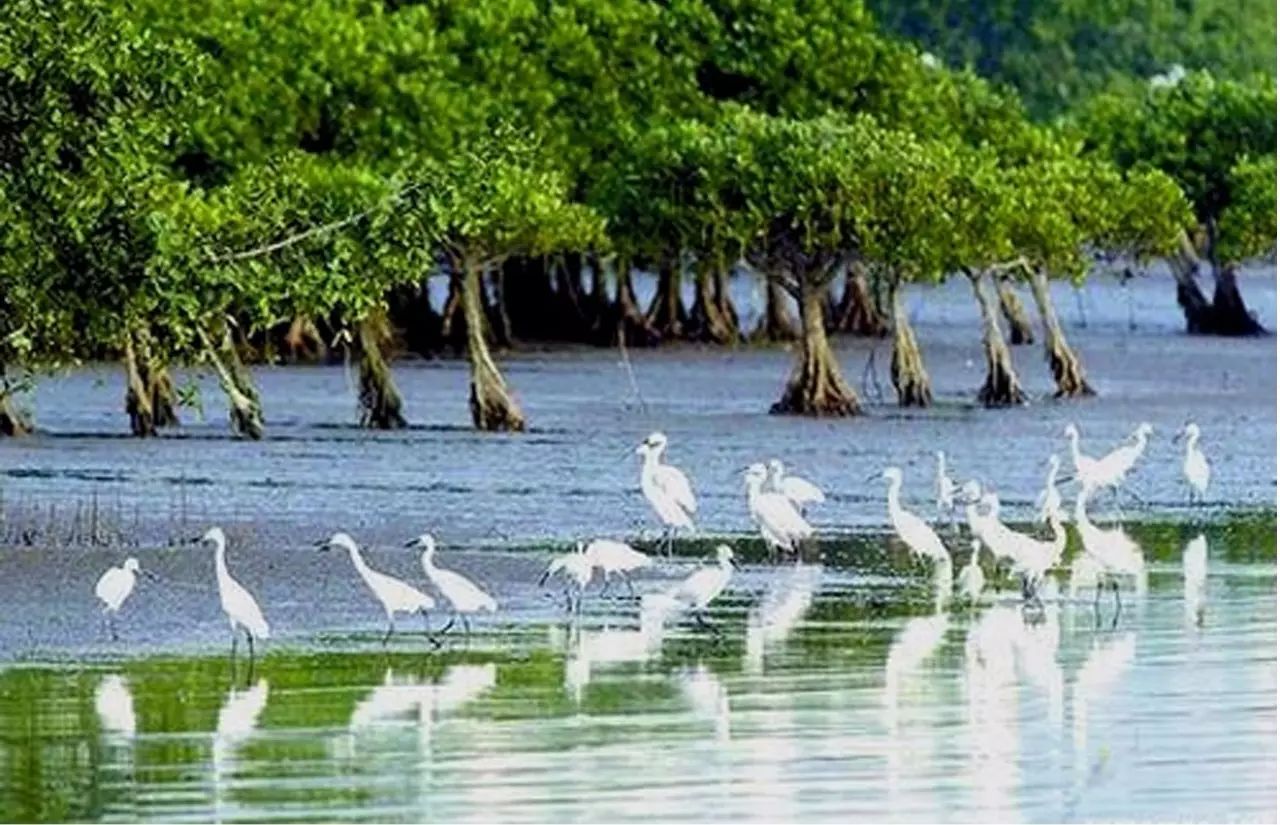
top-left (0, 0), bottom-right (1233, 435)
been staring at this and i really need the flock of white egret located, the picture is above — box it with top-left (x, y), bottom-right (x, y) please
top-left (93, 420), bottom-right (1212, 660)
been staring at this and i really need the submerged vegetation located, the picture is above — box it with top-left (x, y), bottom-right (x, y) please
top-left (0, 0), bottom-right (1273, 435)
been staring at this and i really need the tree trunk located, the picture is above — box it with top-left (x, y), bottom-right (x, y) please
top-left (355, 310), bottom-right (408, 429)
top-left (753, 278), bottom-right (800, 342)
top-left (996, 276), bottom-right (1035, 345)
top-left (646, 263), bottom-right (687, 339)
top-left (1028, 269), bottom-right (1095, 398)
top-left (889, 281), bottom-right (931, 407)
top-left (0, 365), bottom-right (31, 437)
top-left (714, 269), bottom-right (740, 333)
top-left (439, 273), bottom-right (467, 354)
top-left (689, 265), bottom-right (739, 344)
top-left (1167, 230), bottom-right (1214, 334)
top-left (1210, 263), bottom-right (1266, 336)
top-left (204, 325), bottom-right (264, 439)
top-left (149, 363), bottom-right (180, 428)
top-left (612, 261), bottom-right (661, 347)
top-left (462, 261), bottom-right (525, 431)
top-left (771, 277), bottom-right (861, 416)
top-left (830, 263), bottom-right (888, 336)
top-left (123, 335), bottom-right (156, 437)
top-left (971, 272), bottom-right (1027, 407)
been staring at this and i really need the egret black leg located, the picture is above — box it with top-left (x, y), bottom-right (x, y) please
top-left (439, 615), bottom-right (457, 636)
top-left (1111, 579), bottom-right (1122, 626)
top-left (247, 630), bottom-right (255, 663)
top-left (600, 577), bottom-right (613, 599)
top-left (420, 608), bottom-right (433, 637)
top-left (625, 574), bottom-right (637, 599)
top-left (463, 615), bottom-right (472, 637)
top-left (382, 618), bottom-right (395, 646)
top-left (231, 630), bottom-right (239, 664)
top-left (108, 614), bottom-right (119, 642)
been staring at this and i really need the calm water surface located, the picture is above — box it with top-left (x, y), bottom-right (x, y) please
top-left (1, 520), bottom-right (1273, 823)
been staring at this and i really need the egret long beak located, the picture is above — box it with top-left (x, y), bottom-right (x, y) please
top-left (312, 538), bottom-right (329, 550)
top-left (402, 538), bottom-right (419, 548)
top-left (537, 570), bottom-right (550, 588)
top-left (729, 558), bottom-right (740, 569)
top-left (141, 570), bottom-right (160, 582)
top-left (863, 471), bottom-right (880, 483)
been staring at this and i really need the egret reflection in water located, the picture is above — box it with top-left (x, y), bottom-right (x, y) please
top-left (212, 678), bottom-right (269, 822)
top-left (562, 594), bottom-right (670, 702)
top-left (1071, 631), bottom-right (1137, 792)
top-left (743, 563), bottom-right (820, 675)
top-left (94, 674), bottom-right (137, 738)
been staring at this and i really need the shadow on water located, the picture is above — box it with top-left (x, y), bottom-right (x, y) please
top-left (0, 516), bottom-right (1274, 823)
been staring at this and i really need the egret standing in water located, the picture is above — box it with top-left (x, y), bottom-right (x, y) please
top-left (883, 467), bottom-right (952, 575)
top-left (409, 533), bottom-right (498, 636)
top-left (94, 557), bottom-right (156, 640)
top-left (198, 527), bottom-right (270, 665)
top-left (1175, 423), bottom-right (1210, 506)
top-left (934, 451), bottom-right (957, 525)
top-left (1066, 422), bottom-right (1153, 507)
top-left (1073, 491), bottom-right (1144, 622)
top-left (635, 432), bottom-right (697, 554)
top-left (744, 463), bottom-right (813, 559)
top-left (767, 459), bottom-right (825, 514)
top-left (666, 544), bottom-right (737, 634)
top-left (539, 543), bottom-right (593, 613)
top-left (318, 532), bottom-right (435, 646)
top-left (584, 538), bottom-right (653, 598)
top-left (956, 540), bottom-right (985, 605)
top-left (1034, 454), bottom-right (1064, 526)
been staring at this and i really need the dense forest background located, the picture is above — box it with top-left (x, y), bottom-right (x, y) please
top-left (0, 0), bottom-right (1274, 436)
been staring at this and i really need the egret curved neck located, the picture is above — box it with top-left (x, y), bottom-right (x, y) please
top-left (885, 478), bottom-right (902, 514)
top-left (214, 541), bottom-right (231, 584)
top-left (346, 544), bottom-right (370, 575)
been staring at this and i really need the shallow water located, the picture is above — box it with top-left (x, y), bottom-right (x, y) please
top-left (0, 273), bottom-right (1274, 550)
top-left (0, 520), bottom-right (1273, 823)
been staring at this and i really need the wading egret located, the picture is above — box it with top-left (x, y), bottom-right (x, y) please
top-left (744, 463), bottom-right (813, 558)
top-left (199, 527), bottom-right (269, 663)
top-left (319, 532), bottom-right (435, 646)
top-left (883, 467), bottom-right (952, 572)
top-left (666, 544), bottom-right (736, 634)
top-left (1175, 423), bottom-right (1210, 505)
top-left (1073, 491), bottom-right (1144, 621)
top-left (584, 538), bottom-right (653, 597)
top-left (539, 544), bottom-right (594, 613)
top-left (767, 459), bottom-right (825, 513)
top-left (1063, 424), bottom-right (1103, 490)
top-left (956, 540), bottom-right (985, 605)
top-left (94, 557), bottom-right (155, 640)
top-left (934, 451), bottom-right (957, 523)
top-left (636, 432), bottom-right (697, 553)
top-left (1069, 422), bottom-right (1153, 504)
top-left (1034, 454), bottom-right (1064, 525)
top-left (409, 533), bottom-right (498, 636)
top-left (1011, 511), bottom-right (1067, 609)
top-left (1183, 533), bottom-right (1207, 626)
top-left (961, 480), bottom-right (986, 539)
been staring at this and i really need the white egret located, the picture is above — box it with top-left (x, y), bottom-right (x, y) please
top-left (94, 557), bottom-right (155, 640)
top-left (1011, 510), bottom-right (1067, 608)
top-left (934, 451), bottom-right (957, 523)
top-left (956, 540), bottom-right (985, 605)
top-left (767, 458), bottom-right (825, 513)
top-left (961, 480), bottom-right (986, 539)
top-left (635, 431), bottom-right (698, 554)
top-left (584, 538), bottom-right (653, 597)
top-left (1034, 454), bottom-right (1064, 525)
top-left (319, 532), bottom-right (435, 645)
top-left (883, 467), bottom-right (952, 572)
top-left (199, 527), bottom-right (270, 663)
top-left (666, 544), bottom-right (736, 633)
top-left (539, 544), bottom-right (594, 613)
top-left (744, 463), bottom-right (813, 558)
top-left (1183, 533), bottom-right (1207, 627)
top-left (409, 533), bottom-right (498, 636)
top-left (1175, 423), bottom-right (1210, 505)
top-left (1073, 491), bottom-right (1144, 621)
top-left (1067, 422), bottom-right (1153, 504)
top-left (1063, 423), bottom-right (1103, 490)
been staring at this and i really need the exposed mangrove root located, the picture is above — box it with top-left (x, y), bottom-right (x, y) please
top-left (282, 315), bottom-right (327, 362)
top-left (971, 271), bottom-right (1027, 407)
top-left (0, 366), bottom-right (32, 436)
top-left (753, 279), bottom-right (800, 342)
top-left (646, 263), bottom-right (688, 340)
top-left (996, 276), bottom-right (1035, 345)
top-left (201, 325), bottom-right (264, 439)
top-left (689, 266), bottom-right (739, 344)
top-left (771, 280), bottom-right (861, 416)
top-left (714, 269), bottom-right (740, 333)
top-left (611, 261), bottom-right (662, 347)
top-left (1167, 232), bottom-right (1213, 334)
top-left (355, 311), bottom-right (408, 429)
top-left (1210, 264), bottom-right (1266, 336)
top-left (889, 282), bottom-right (931, 407)
top-left (463, 260), bottom-right (525, 431)
top-left (439, 274), bottom-right (467, 354)
top-left (150, 364), bottom-right (180, 428)
top-left (123, 336), bottom-right (156, 437)
top-left (830, 264), bottom-right (888, 336)
top-left (1028, 269), bottom-right (1095, 398)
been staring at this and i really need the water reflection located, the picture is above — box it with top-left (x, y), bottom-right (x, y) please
top-left (94, 674), bottom-right (136, 738)
top-left (563, 594), bottom-right (669, 702)
top-left (1071, 631), bottom-right (1136, 792)
top-left (744, 563), bottom-right (820, 675)
top-left (884, 610), bottom-right (949, 821)
top-left (678, 664), bottom-right (730, 743)
top-left (963, 606), bottom-right (1021, 821)
top-left (212, 678), bottom-right (269, 822)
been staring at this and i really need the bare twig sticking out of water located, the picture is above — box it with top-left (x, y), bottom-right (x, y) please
top-left (617, 323), bottom-right (649, 416)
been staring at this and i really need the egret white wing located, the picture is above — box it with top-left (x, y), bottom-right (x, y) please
top-left (95, 568), bottom-right (131, 611)
top-left (224, 579), bottom-right (271, 640)
top-left (430, 567), bottom-right (497, 613)
top-left (655, 465), bottom-right (697, 514)
top-left (781, 475), bottom-right (825, 505)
